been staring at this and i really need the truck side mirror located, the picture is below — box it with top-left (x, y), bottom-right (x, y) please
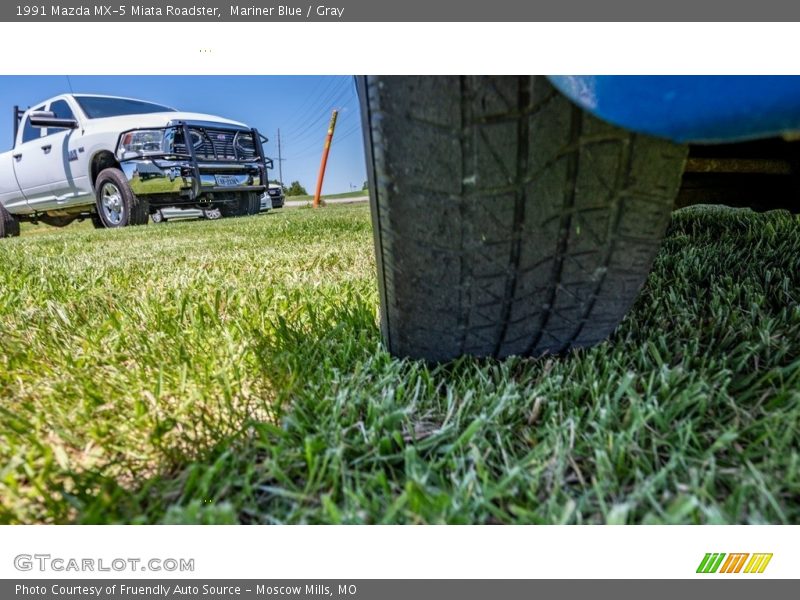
top-left (29, 110), bottom-right (78, 129)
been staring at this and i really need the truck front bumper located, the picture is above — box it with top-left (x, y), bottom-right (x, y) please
top-left (120, 159), bottom-right (266, 202)
top-left (117, 121), bottom-right (272, 205)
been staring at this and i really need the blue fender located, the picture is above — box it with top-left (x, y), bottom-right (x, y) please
top-left (548, 76), bottom-right (800, 144)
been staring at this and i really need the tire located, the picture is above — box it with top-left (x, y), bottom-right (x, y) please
top-left (220, 193), bottom-right (260, 218)
top-left (151, 210), bottom-right (165, 224)
top-left (359, 76), bottom-right (688, 362)
top-left (94, 168), bottom-right (149, 228)
top-left (203, 207), bottom-right (222, 220)
top-left (0, 203), bottom-right (20, 238)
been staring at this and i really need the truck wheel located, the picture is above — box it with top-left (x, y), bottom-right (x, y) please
top-left (0, 204), bottom-right (20, 238)
top-left (94, 168), bottom-right (149, 228)
top-left (220, 192), bottom-right (259, 218)
top-left (359, 76), bottom-right (688, 361)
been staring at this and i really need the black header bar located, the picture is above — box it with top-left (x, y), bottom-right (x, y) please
top-left (4, 0), bottom-right (800, 21)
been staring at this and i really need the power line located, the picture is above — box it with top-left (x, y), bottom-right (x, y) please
top-left (279, 76), bottom-right (340, 133)
top-left (295, 78), bottom-right (350, 122)
top-left (272, 77), bottom-right (363, 187)
top-left (284, 112), bottom-right (357, 158)
top-left (282, 77), bottom-right (350, 137)
top-left (285, 122), bottom-right (362, 161)
top-left (280, 80), bottom-right (356, 149)
top-left (283, 108), bottom-right (356, 156)
top-left (284, 103), bottom-right (347, 150)
top-left (333, 123), bottom-right (363, 141)
top-left (282, 80), bottom-right (352, 143)
top-left (283, 93), bottom-right (358, 152)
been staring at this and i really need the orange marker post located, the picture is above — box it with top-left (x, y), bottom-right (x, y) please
top-left (313, 110), bottom-right (338, 208)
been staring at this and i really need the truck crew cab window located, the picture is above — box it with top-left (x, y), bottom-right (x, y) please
top-left (21, 114), bottom-right (41, 143)
top-left (46, 100), bottom-right (76, 136)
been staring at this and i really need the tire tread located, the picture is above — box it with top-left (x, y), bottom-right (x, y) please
top-left (362, 76), bottom-right (687, 361)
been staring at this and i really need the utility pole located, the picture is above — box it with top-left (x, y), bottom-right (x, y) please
top-left (313, 110), bottom-right (338, 208)
top-left (277, 128), bottom-right (284, 189)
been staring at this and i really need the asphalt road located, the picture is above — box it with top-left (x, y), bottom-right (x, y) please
top-left (283, 195), bottom-right (369, 208)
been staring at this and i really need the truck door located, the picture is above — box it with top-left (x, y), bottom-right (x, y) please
top-left (0, 151), bottom-right (27, 213)
top-left (44, 98), bottom-right (91, 206)
top-left (11, 105), bottom-right (58, 210)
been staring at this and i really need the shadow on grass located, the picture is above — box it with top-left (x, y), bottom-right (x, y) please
top-left (29, 207), bottom-right (800, 525)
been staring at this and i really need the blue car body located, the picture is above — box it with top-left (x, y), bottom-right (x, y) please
top-left (548, 76), bottom-right (800, 144)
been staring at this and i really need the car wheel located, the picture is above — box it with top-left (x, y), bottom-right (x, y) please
top-left (94, 168), bottom-right (149, 228)
top-left (358, 75), bottom-right (688, 361)
top-left (151, 210), bottom-right (165, 224)
top-left (220, 192), bottom-right (259, 218)
top-left (0, 203), bottom-right (20, 238)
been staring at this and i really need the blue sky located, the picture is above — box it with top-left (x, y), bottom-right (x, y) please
top-left (0, 76), bottom-right (366, 194)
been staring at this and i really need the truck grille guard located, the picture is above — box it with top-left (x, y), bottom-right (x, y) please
top-left (118, 121), bottom-right (273, 201)
top-left (179, 122), bottom-right (271, 200)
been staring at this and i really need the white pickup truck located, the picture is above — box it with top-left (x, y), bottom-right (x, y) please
top-left (0, 94), bottom-right (273, 237)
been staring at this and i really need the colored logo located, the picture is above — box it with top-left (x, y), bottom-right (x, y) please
top-left (696, 553), bottom-right (773, 574)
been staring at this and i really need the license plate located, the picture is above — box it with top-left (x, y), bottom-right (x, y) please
top-left (215, 175), bottom-right (241, 187)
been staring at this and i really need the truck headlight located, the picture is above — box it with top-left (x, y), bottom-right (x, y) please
top-left (117, 129), bottom-right (168, 159)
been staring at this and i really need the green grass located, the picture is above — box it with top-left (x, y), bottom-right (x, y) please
top-left (1, 204), bottom-right (799, 524)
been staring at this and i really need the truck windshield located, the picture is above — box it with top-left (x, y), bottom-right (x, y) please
top-left (74, 96), bottom-right (176, 119)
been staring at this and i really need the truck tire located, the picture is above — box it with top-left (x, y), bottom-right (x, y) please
top-left (359, 76), bottom-right (688, 361)
top-left (220, 192), bottom-right (260, 218)
top-left (0, 203), bottom-right (20, 238)
top-left (94, 168), bottom-right (149, 228)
